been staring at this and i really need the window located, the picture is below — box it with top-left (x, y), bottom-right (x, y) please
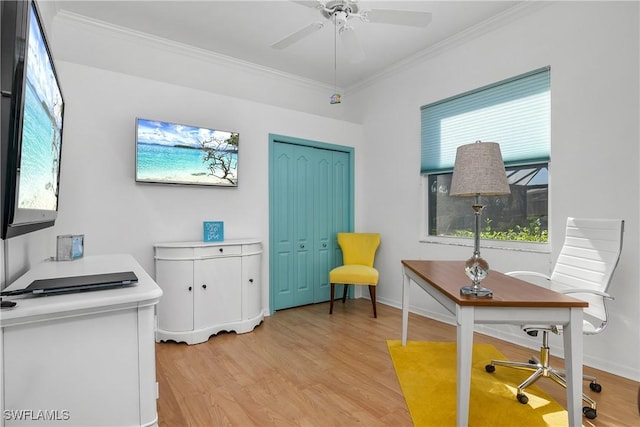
top-left (421, 68), bottom-right (550, 243)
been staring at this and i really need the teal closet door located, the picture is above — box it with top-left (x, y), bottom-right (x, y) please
top-left (270, 137), bottom-right (352, 311)
top-left (313, 149), bottom-right (350, 303)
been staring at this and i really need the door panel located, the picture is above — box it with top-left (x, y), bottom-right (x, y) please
top-left (271, 137), bottom-right (352, 311)
top-left (194, 257), bottom-right (241, 329)
top-left (331, 150), bottom-right (351, 298)
top-left (313, 148), bottom-right (333, 302)
top-left (333, 151), bottom-right (351, 233)
top-left (272, 144), bottom-right (294, 309)
top-left (155, 259), bottom-right (194, 332)
top-left (293, 146), bottom-right (314, 305)
top-left (242, 253), bottom-right (262, 320)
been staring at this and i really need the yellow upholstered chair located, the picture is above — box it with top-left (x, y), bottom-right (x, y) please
top-left (329, 233), bottom-right (381, 318)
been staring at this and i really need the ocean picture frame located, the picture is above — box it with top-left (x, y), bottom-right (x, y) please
top-left (135, 118), bottom-right (239, 187)
top-left (203, 221), bottom-right (224, 242)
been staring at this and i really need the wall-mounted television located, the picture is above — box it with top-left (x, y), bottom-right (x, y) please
top-left (1, 0), bottom-right (65, 239)
top-left (135, 118), bottom-right (239, 187)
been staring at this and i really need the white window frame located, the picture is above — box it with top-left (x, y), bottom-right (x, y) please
top-left (419, 68), bottom-right (552, 253)
top-left (420, 174), bottom-right (551, 253)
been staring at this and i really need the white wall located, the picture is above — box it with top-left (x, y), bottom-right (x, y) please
top-left (44, 62), bottom-right (364, 314)
top-left (2, 1), bottom-right (638, 381)
top-left (349, 1), bottom-right (639, 380)
top-left (1, 8), bottom-right (366, 309)
top-left (50, 7), bottom-right (356, 124)
top-left (2, 2), bottom-right (365, 308)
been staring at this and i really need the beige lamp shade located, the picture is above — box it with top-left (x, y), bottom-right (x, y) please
top-left (449, 141), bottom-right (511, 197)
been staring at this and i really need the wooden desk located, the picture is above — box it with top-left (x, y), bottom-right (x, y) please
top-left (401, 260), bottom-right (588, 427)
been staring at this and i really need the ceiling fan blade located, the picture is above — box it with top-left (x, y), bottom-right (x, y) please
top-left (339, 26), bottom-right (365, 63)
top-left (364, 9), bottom-right (432, 27)
top-left (271, 22), bottom-right (324, 50)
top-left (291, 1), bottom-right (323, 9)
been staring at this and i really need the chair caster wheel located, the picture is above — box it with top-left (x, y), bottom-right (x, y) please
top-left (485, 364), bottom-right (495, 373)
top-left (517, 393), bottom-right (529, 404)
top-left (528, 359), bottom-right (536, 365)
top-left (589, 382), bottom-right (602, 393)
top-left (583, 407), bottom-right (597, 419)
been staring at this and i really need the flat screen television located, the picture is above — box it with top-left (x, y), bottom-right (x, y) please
top-left (135, 118), bottom-right (239, 187)
top-left (1, 0), bottom-right (65, 239)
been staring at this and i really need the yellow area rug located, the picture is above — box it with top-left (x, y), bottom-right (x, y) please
top-left (387, 340), bottom-right (572, 427)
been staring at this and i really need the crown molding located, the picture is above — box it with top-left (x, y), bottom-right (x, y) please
top-left (347, 1), bottom-right (554, 95)
top-left (53, 2), bottom-right (550, 98)
top-left (53, 9), bottom-right (340, 93)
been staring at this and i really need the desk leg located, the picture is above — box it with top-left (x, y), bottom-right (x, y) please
top-left (564, 307), bottom-right (583, 427)
top-left (401, 268), bottom-right (410, 346)
top-left (456, 306), bottom-right (474, 427)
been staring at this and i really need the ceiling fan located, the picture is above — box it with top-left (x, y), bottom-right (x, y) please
top-left (270, 0), bottom-right (432, 63)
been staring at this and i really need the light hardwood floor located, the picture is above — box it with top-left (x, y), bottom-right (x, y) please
top-left (156, 299), bottom-right (639, 426)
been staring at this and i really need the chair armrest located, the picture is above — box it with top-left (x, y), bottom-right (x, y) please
top-left (505, 270), bottom-right (551, 280)
top-left (559, 289), bottom-right (615, 300)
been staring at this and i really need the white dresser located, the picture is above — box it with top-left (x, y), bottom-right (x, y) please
top-left (154, 239), bottom-right (263, 345)
top-left (0, 254), bottom-right (162, 427)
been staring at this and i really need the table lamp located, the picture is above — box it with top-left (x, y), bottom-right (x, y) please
top-left (449, 141), bottom-right (511, 298)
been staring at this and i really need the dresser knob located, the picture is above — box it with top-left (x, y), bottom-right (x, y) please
top-left (249, 279), bottom-right (254, 284)
top-left (188, 286), bottom-right (192, 291)
top-left (202, 284), bottom-right (207, 289)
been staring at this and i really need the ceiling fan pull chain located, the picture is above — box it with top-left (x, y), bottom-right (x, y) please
top-left (330, 13), bottom-right (341, 105)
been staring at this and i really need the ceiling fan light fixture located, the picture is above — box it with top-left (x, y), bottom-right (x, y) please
top-left (333, 10), bottom-right (348, 26)
top-left (270, 0), bottom-right (433, 94)
top-left (322, 0), bottom-right (358, 20)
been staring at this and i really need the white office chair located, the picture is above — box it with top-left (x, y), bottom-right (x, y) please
top-left (485, 217), bottom-right (624, 420)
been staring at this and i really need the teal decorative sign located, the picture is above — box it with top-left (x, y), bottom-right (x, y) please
top-left (203, 221), bottom-right (224, 242)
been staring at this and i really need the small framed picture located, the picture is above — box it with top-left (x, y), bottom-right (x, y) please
top-left (57, 234), bottom-right (84, 261)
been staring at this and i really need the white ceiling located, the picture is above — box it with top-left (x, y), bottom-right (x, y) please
top-left (51, 0), bottom-right (523, 89)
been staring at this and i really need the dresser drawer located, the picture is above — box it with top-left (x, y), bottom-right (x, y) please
top-left (195, 244), bottom-right (242, 259)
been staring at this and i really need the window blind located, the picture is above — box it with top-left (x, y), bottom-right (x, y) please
top-left (421, 67), bottom-right (550, 174)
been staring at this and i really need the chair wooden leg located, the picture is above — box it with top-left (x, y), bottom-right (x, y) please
top-left (342, 284), bottom-right (349, 303)
top-left (329, 283), bottom-right (335, 314)
top-left (368, 285), bottom-right (377, 318)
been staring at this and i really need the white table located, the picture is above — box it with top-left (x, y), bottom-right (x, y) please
top-left (401, 260), bottom-right (587, 427)
top-left (0, 254), bottom-right (162, 427)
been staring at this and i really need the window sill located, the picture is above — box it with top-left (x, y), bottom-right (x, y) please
top-left (419, 235), bottom-right (550, 254)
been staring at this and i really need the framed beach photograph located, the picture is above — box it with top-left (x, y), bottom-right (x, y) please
top-left (135, 118), bottom-right (239, 187)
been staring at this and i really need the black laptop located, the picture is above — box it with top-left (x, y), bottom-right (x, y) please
top-left (1, 271), bottom-right (139, 297)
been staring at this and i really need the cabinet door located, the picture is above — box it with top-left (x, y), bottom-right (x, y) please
top-left (194, 257), bottom-right (242, 329)
top-left (242, 253), bottom-right (262, 320)
top-left (155, 259), bottom-right (194, 332)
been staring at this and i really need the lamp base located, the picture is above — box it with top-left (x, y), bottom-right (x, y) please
top-left (460, 285), bottom-right (493, 298)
